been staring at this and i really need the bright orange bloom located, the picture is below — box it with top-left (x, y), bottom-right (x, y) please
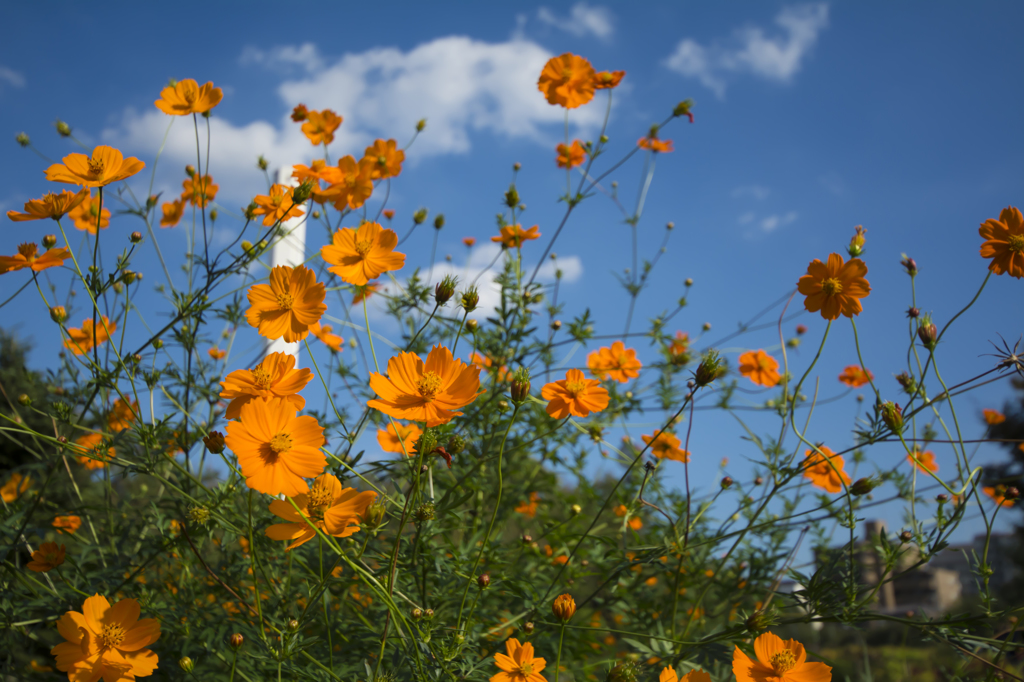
top-left (383, 209), bottom-right (395, 219)
top-left (28, 542), bottom-right (65, 572)
top-left (181, 174), bottom-right (218, 208)
top-left (908, 450), bottom-right (938, 473)
top-left (979, 206), bottom-right (1024, 278)
top-left (252, 183), bottom-right (305, 226)
top-left (670, 331), bottom-right (690, 356)
top-left (219, 351), bottom-right (313, 420)
top-left (51, 594), bottom-right (161, 681)
top-left (107, 398), bottom-right (138, 433)
top-left (363, 138), bottom-right (405, 179)
top-left (310, 321), bottom-right (344, 352)
top-left (291, 159), bottom-right (332, 184)
top-left (734, 632), bottom-right (830, 682)
top-left (491, 637), bottom-right (547, 682)
top-left (74, 433), bottom-right (114, 470)
top-left (491, 224), bottom-right (541, 249)
top-left (368, 345), bottom-right (483, 427)
top-left (6, 188), bottom-right (88, 222)
top-left (983, 485), bottom-right (1015, 508)
top-left (802, 446), bottom-right (851, 494)
top-left (224, 397), bottom-right (326, 497)
top-left (160, 199), bottom-right (184, 228)
top-left (208, 347), bottom-right (227, 361)
top-left (541, 368), bottom-right (609, 419)
top-left (265, 473), bottom-right (376, 550)
top-left (738, 350), bottom-right (780, 387)
top-left (660, 666), bottom-right (711, 682)
top-left (642, 431), bottom-right (689, 463)
top-left (463, 237), bottom-right (476, 247)
top-left (68, 191), bottom-right (111, 233)
top-left (377, 422), bottom-right (422, 456)
top-left (613, 504), bottom-right (642, 530)
top-left (0, 243), bottom-right (70, 275)
top-left (352, 282), bottom-right (379, 306)
top-left (301, 109), bottom-right (343, 146)
top-left (245, 265), bottom-right (326, 342)
top-left (470, 353), bottom-right (510, 382)
top-left (515, 492), bottom-right (541, 518)
top-left (45, 145), bottom-right (144, 188)
top-left (838, 365), bottom-right (873, 388)
top-left (155, 78), bottom-right (223, 115)
top-left (983, 409), bottom-right (1006, 425)
top-left (588, 341), bottom-right (642, 383)
top-left (321, 221), bottom-right (406, 286)
top-left (538, 53), bottom-right (596, 109)
top-left (64, 316), bottom-right (116, 356)
top-left (53, 515), bottom-right (82, 534)
top-left (556, 140), bottom-right (586, 169)
top-left (319, 156), bottom-right (374, 210)
top-left (797, 253), bottom-right (870, 321)
top-left (1, 472), bottom-right (31, 502)
top-left (638, 134), bottom-right (674, 153)
top-left (594, 70), bottom-right (626, 89)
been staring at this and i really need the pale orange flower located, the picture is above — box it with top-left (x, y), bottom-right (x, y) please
top-left (538, 53), bottom-right (596, 109)
top-left (219, 351), bottom-right (313, 420)
top-left (363, 138), bottom-right (405, 179)
top-left (53, 515), bottom-right (82, 534)
top-left (45, 145), bottom-right (145, 188)
top-left (321, 221), bottom-right (406, 286)
top-left (587, 341), bottom-right (642, 383)
top-left (245, 265), bottom-right (326, 342)
top-left (733, 632), bottom-right (831, 682)
top-left (1, 472), bottom-right (31, 502)
top-left (368, 345), bottom-right (483, 427)
top-left (27, 542), bottom-right (65, 572)
top-left (74, 433), bottom-right (114, 470)
top-left (292, 159), bottom-right (332, 184)
top-left (252, 183), bottom-right (305, 226)
top-left (978, 206), bottom-right (1024, 278)
top-left (6, 188), bottom-right (88, 222)
top-left (556, 140), bottom-right (586, 169)
top-left (51, 594), bottom-right (161, 680)
top-left (463, 237), bottom-right (476, 247)
top-left (983, 485), bottom-right (1015, 508)
top-left (107, 398), bottom-right (138, 432)
top-left (614, 504), bottom-right (642, 530)
top-left (224, 397), bottom-right (326, 496)
top-left (642, 431), bottom-right (689, 463)
top-left (738, 350), bottom-right (780, 387)
top-left (383, 209), bottom-right (395, 219)
top-left (541, 368), bottom-right (609, 419)
top-left (838, 365), bottom-right (873, 387)
top-left (908, 450), bottom-right (938, 473)
top-left (660, 666), bottom-right (711, 682)
top-left (492, 224), bottom-right (541, 249)
top-left (797, 253), bottom-right (871, 321)
top-left (181, 174), bottom-right (218, 208)
top-left (160, 199), bottom-right (184, 228)
top-left (593, 70), bottom-right (626, 89)
top-left (68, 191), bottom-right (111, 233)
top-left (352, 282), bottom-right (379, 305)
top-left (266, 473), bottom-right (376, 550)
top-left (310, 321), bottom-right (344, 352)
top-left (155, 78), bottom-right (223, 115)
top-left (0, 243), bottom-right (70, 275)
top-left (470, 353), bottom-right (510, 382)
top-left (802, 446), bottom-right (851, 494)
top-left (491, 637), bottom-right (547, 682)
top-left (983, 409), bottom-right (1006, 425)
top-left (64, 316), bottom-right (116, 356)
top-left (638, 134), bottom-right (674, 153)
top-left (377, 422), bottom-right (422, 456)
top-left (670, 331), bottom-right (690, 357)
top-left (301, 109), bottom-right (343, 146)
top-left (208, 347), bottom-right (227, 361)
top-left (515, 492), bottom-right (541, 518)
top-left (318, 156), bottom-right (374, 210)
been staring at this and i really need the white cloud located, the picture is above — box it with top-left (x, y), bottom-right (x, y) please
top-left (737, 211), bottom-right (755, 225)
top-left (537, 3), bottom-right (615, 40)
top-left (0, 66), bottom-right (25, 88)
top-left (239, 43), bottom-right (324, 73)
top-left (759, 211), bottom-right (798, 232)
top-left (732, 184), bottom-right (770, 200)
top-left (664, 4), bottom-right (828, 98)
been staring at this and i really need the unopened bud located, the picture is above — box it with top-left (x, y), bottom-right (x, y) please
top-left (185, 164), bottom-right (196, 177)
top-left (287, 619), bottom-right (299, 632)
top-left (851, 477), bottom-right (878, 496)
top-left (901, 254), bottom-right (917, 276)
top-left (433, 214), bottom-right (445, 230)
top-left (49, 306), bottom-right (67, 324)
top-left (673, 99), bottom-right (694, 121)
top-left (478, 573), bottom-right (491, 588)
top-left (693, 349), bottom-right (725, 388)
top-left (15, 132), bottom-right (30, 147)
top-left (121, 270), bottom-right (137, 284)
top-left (416, 118), bottom-right (427, 132)
top-left (257, 155), bottom-right (268, 171)
top-left (917, 315), bottom-right (937, 350)
top-left (552, 594), bottom-right (576, 621)
top-left (153, 339), bottom-right (163, 349)
top-left (413, 208), bottom-right (428, 224)
top-left (291, 180), bottom-right (314, 205)
top-left (936, 494), bottom-right (949, 504)
top-left (204, 431), bottom-right (225, 454)
top-left (900, 531), bottom-right (913, 543)
top-left (571, 504), bottom-right (582, 515)
top-left (754, 476), bottom-right (764, 485)
top-left (209, 208), bottom-right (218, 221)
top-left (510, 368), bottom-right (531, 405)
top-left (505, 185), bottom-right (520, 208)
top-left (895, 372), bottom-right (917, 395)
top-left (17, 394), bottom-right (31, 406)
top-left (42, 234), bottom-right (57, 248)
top-left (745, 608), bottom-right (777, 634)
top-left (425, 609), bottom-right (434, 618)
top-left (1005, 486), bottom-right (1020, 501)
top-left (178, 657), bottom-right (194, 673)
top-left (459, 286), bottom-right (479, 312)
top-left (364, 499), bottom-right (387, 528)
top-left (230, 633), bottom-right (244, 649)
top-left (847, 225), bottom-right (866, 257)
top-left (907, 307), bottom-right (920, 319)
top-left (244, 201), bottom-right (258, 221)
top-left (130, 231), bottom-right (143, 244)
top-left (523, 621), bottom-right (535, 633)
top-left (721, 476), bottom-right (733, 489)
top-left (881, 401), bottom-right (904, 432)
top-left (446, 434), bottom-right (466, 455)
top-left (434, 275), bottom-right (457, 306)
top-left (465, 319), bottom-right (478, 332)
top-left (412, 608), bottom-right (423, 620)
top-left (55, 120), bottom-right (72, 137)
top-left (414, 502), bottom-right (435, 522)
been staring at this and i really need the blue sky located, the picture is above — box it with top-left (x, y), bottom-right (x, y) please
top-left (2, 1), bottom-right (1022, 551)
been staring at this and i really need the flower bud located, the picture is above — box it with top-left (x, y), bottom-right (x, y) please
top-left (41, 234), bottom-right (57, 248)
top-left (478, 573), bottom-right (491, 588)
top-left (465, 319), bottom-right (478, 333)
top-left (673, 99), bottom-right (695, 121)
top-left (178, 657), bottom-right (194, 673)
top-left (720, 476), bottom-right (733, 489)
top-left (49, 306), bottom-right (67, 324)
top-left (257, 155), bottom-right (268, 171)
top-left (425, 609), bottom-right (434, 618)
top-left (292, 180), bottom-right (315, 205)
top-left (881, 401), bottom-right (904, 432)
top-left (434, 275), bottom-right (457, 306)
top-left (906, 307), bottom-right (920, 319)
top-left (459, 286), bottom-right (479, 313)
top-left (17, 393), bottom-right (31, 406)
top-left (900, 530), bottom-right (913, 543)
top-left (446, 434), bottom-right (466, 455)
top-left (510, 368), bottom-right (531, 405)
top-left (901, 254), bottom-right (917, 276)
top-left (1005, 486), bottom-right (1020, 501)
top-left (244, 202), bottom-right (258, 221)
top-left (15, 132), bottom-right (30, 147)
top-left (416, 118), bottom-right (427, 132)
top-left (364, 499), bottom-right (387, 528)
top-left (412, 608), bottom-right (423, 620)
top-left (607, 660), bottom-right (643, 682)
top-left (413, 208), bottom-right (428, 224)
top-left (230, 633), bottom-right (244, 649)
top-left (847, 225), bottom-right (866, 257)
top-left (241, 240), bottom-right (254, 254)
top-left (851, 477), bottom-right (879, 496)
top-left (786, 338), bottom-right (800, 348)
top-left (552, 594), bottom-right (576, 621)
top-left (571, 504), bottom-right (582, 515)
top-left (122, 270), bottom-right (138, 284)
top-left (153, 339), bottom-right (163, 349)
top-left (187, 505), bottom-right (210, 525)
top-left (523, 621), bottom-right (535, 633)
top-left (745, 608), bottom-right (778, 634)
top-left (917, 315), bottom-right (937, 350)
top-left (936, 493), bottom-right (949, 504)
top-left (185, 164), bottom-right (196, 177)
top-left (55, 120), bottom-right (72, 137)
top-left (130, 231), bottom-right (143, 244)
top-left (693, 349), bottom-right (725, 388)
top-left (204, 431), bottom-right (225, 454)
top-left (433, 214), bottom-right (445, 230)
top-left (288, 619), bottom-right (299, 632)
top-left (209, 209), bottom-right (218, 221)
top-left (505, 185), bottom-right (520, 208)
top-left (895, 372), bottom-right (917, 395)
top-left (513, 162), bottom-right (522, 171)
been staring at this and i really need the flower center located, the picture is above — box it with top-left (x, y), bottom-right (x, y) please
top-left (276, 292), bottom-right (294, 310)
top-left (17, 243), bottom-right (38, 259)
top-left (184, 88), bottom-right (196, 104)
top-left (87, 157), bottom-right (105, 176)
top-left (518, 662), bottom-right (534, 676)
top-left (354, 239), bottom-right (373, 256)
top-left (417, 371), bottom-right (443, 400)
top-left (251, 366), bottom-right (272, 389)
top-left (308, 483), bottom-right (332, 520)
top-left (377, 155), bottom-right (388, 166)
top-left (1008, 234), bottom-right (1024, 253)
top-left (821, 277), bottom-right (843, 296)
top-left (269, 432), bottom-right (293, 454)
top-left (771, 650), bottom-right (797, 673)
top-left (99, 623), bottom-right (125, 650)
top-left (565, 380), bottom-right (587, 397)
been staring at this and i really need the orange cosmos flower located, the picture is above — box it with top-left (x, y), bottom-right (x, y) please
top-left (542, 368), bottom-right (609, 419)
top-left (383, 209), bottom-right (395, 219)
top-left (53, 515), bottom-right (82, 534)
top-left (738, 350), bottom-right (780, 387)
top-left (352, 282), bottom-right (379, 306)
top-left (74, 433), bottom-right (114, 470)
top-left (45, 145), bottom-right (145, 188)
top-left (368, 345), bottom-right (483, 427)
top-left (245, 265), bottom-right (326, 342)
top-left (252, 183), bottom-right (305, 226)
top-left (0, 243), bottom-right (70, 275)
top-left (301, 109), bottom-right (343, 146)
top-left (556, 140), bottom-right (586, 169)
top-left (64, 316), bottom-right (116, 355)
top-left (492, 224), bottom-right (541, 249)
top-left (181, 174), bottom-right (218, 208)
top-left (265, 473), bottom-right (376, 550)
top-left (27, 542), bottom-right (65, 572)
top-left (51, 594), bottom-right (161, 681)
top-left (319, 155), bottom-right (375, 210)
top-left (321, 221), bottom-right (406, 286)
top-left (983, 485), bottom-right (1015, 508)
top-left (291, 159), bottom-right (330, 184)
top-left (291, 104), bottom-right (308, 121)
top-left (160, 199), bottom-right (184, 228)
top-left (979, 206), bottom-right (1024, 278)
top-left (363, 138), bottom-right (405, 179)
top-left (1, 472), bottom-right (31, 502)
top-left (219, 351), bottom-right (314, 420)
top-left (733, 632), bottom-right (831, 682)
top-left (224, 397), bottom-right (326, 496)
top-left (6, 188), bottom-right (88, 222)
top-left (660, 666), bottom-right (711, 682)
top-left (638, 133), bottom-right (674, 153)
top-left (802, 446), bottom-right (851, 494)
top-left (155, 78), bottom-right (222, 115)
top-left (463, 237), bottom-right (476, 247)
top-left (491, 637), bottom-right (547, 682)
top-left (838, 365), bottom-right (873, 387)
top-left (377, 421), bottom-right (422, 456)
top-left (470, 353), bottom-right (510, 382)
top-left (613, 504), bottom-right (643, 530)
top-left (515, 492), bottom-right (541, 518)
top-left (908, 450), bottom-right (938, 473)
top-left (67, 191), bottom-right (111, 233)
top-left (310, 321), bottom-right (344, 352)
top-left (670, 331), bottom-right (690, 356)
top-left (642, 431), bottom-right (689, 462)
top-left (983, 409), bottom-right (1006, 425)
top-left (538, 53), bottom-right (596, 109)
top-left (107, 398), bottom-right (138, 432)
top-left (797, 253), bottom-right (870, 321)
top-left (594, 70), bottom-right (626, 89)
top-left (588, 341), bottom-right (642, 383)
top-left (208, 347), bottom-right (227, 360)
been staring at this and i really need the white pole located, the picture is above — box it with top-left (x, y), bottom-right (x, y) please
top-left (265, 166), bottom-right (307, 361)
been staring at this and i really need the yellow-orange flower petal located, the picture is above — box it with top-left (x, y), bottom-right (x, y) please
top-left (301, 109), bottom-right (343, 146)
top-left (321, 221), bottom-right (406, 286)
top-left (556, 140), bottom-right (586, 169)
top-left (838, 365), bottom-right (873, 387)
top-left (160, 199), bottom-right (185, 228)
top-left (0, 243), bottom-right (71, 275)
top-left (377, 422), bottom-right (422, 456)
top-left (738, 350), bottom-right (780, 387)
top-left (245, 265), bottom-right (326, 343)
top-left (28, 542), bottom-right (65, 572)
top-left (310, 321), bottom-right (344, 352)
top-left (265, 473), bottom-right (376, 550)
top-left (252, 183), bottom-right (305, 226)
top-left (491, 637), bottom-right (548, 682)
top-left (979, 206), bottom-right (1024, 278)
top-left (1, 472), bottom-right (31, 503)
top-left (155, 79), bottom-right (223, 115)
top-left (587, 341), bottom-right (642, 383)
top-left (367, 345), bottom-right (483, 428)
top-left (491, 224), bottom-right (540, 249)
top-left (50, 594), bottom-right (161, 680)
top-left (733, 631), bottom-right (831, 682)
top-left (541, 368), bottom-right (609, 419)
top-left (45, 145), bottom-right (145, 188)
top-left (219, 351), bottom-right (313, 420)
top-left (538, 53), bottom-right (596, 109)
top-left (363, 138), bottom-right (404, 179)
top-left (642, 431), bottom-right (689, 462)
top-left (64, 316), bottom-right (116, 356)
top-left (908, 450), bottom-right (938, 473)
top-left (802, 446), bottom-right (851, 494)
top-left (797, 253), bottom-right (870, 321)
top-left (6, 189), bottom-right (88, 222)
top-left (67, 191), bottom-right (110, 233)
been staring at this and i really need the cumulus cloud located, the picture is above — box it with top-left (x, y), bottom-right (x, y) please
top-left (537, 3), bottom-right (614, 40)
top-left (664, 4), bottom-right (828, 98)
top-left (0, 66), bottom-right (25, 89)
